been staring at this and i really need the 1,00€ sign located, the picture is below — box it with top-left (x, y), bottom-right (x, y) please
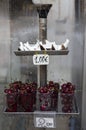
top-left (33, 54), bottom-right (49, 65)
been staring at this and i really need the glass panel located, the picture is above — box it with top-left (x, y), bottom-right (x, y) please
top-left (0, 0), bottom-right (84, 130)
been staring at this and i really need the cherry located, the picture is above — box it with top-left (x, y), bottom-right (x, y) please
top-left (49, 81), bottom-right (54, 85)
top-left (54, 82), bottom-right (59, 89)
top-left (45, 102), bottom-right (48, 106)
top-left (61, 82), bottom-right (76, 94)
top-left (7, 89), bottom-right (14, 94)
top-left (26, 87), bottom-right (30, 93)
top-left (4, 89), bottom-right (9, 93)
top-left (40, 105), bottom-right (46, 111)
top-left (62, 106), bottom-right (72, 113)
top-left (66, 82), bottom-right (72, 86)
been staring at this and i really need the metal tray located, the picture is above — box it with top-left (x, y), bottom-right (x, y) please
top-left (3, 94), bottom-right (79, 116)
top-left (14, 50), bottom-right (69, 56)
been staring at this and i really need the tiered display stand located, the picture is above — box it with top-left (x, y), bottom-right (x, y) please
top-left (4, 0), bottom-right (79, 128)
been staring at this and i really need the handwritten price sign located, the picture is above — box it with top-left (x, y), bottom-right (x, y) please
top-left (33, 54), bottom-right (49, 65)
top-left (35, 117), bottom-right (54, 128)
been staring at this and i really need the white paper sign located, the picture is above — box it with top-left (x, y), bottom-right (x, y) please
top-left (32, 0), bottom-right (55, 4)
top-left (33, 54), bottom-right (49, 65)
top-left (35, 117), bottom-right (54, 128)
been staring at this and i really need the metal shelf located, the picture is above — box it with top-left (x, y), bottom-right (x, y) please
top-left (14, 50), bottom-right (69, 56)
top-left (3, 94), bottom-right (79, 116)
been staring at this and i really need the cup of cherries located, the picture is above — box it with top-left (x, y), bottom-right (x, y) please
top-left (60, 82), bottom-right (75, 113)
top-left (38, 81), bottom-right (59, 111)
top-left (19, 82), bottom-right (37, 112)
top-left (4, 81), bottom-right (37, 112)
top-left (4, 81), bottom-right (21, 112)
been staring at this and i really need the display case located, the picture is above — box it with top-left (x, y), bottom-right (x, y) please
top-left (1, 0), bottom-right (84, 130)
top-left (4, 0), bottom-right (79, 116)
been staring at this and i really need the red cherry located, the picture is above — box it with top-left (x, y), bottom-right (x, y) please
top-left (39, 98), bottom-right (42, 102)
top-left (8, 89), bottom-right (13, 94)
top-left (45, 102), bottom-right (48, 106)
top-left (61, 98), bottom-right (68, 104)
top-left (40, 89), bottom-right (44, 93)
top-left (49, 81), bottom-right (54, 85)
top-left (43, 87), bottom-right (48, 93)
top-left (40, 105), bottom-right (46, 111)
top-left (72, 85), bottom-right (75, 90)
top-left (26, 87), bottom-right (30, 93)
top-left (61, 84), bottom-right (67, 90)
top-left (54, 82), bottom-right (59, 89)
top-left (64, 88), bottom-right (69, 93)
top-left (62, 106), bottom-right (68, 112)
top-left (32, 82), bottom-right (37, 87)
top-left (66, 82), bottom-right (72, 86)
top-left (67, 109), bottom-right (72, 113)
top-left (62, 104), bottom-right (73, 113)
top-left (4, 89), bottom-right (9, 93)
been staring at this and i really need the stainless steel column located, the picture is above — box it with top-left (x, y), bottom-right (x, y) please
top-left (37, 5), bottom-right (52, 87)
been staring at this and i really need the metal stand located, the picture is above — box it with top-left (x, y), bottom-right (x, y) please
top-left (37, 4), bottom-right (52, 87)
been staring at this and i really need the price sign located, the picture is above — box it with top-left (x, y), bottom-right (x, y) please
top-left (34, 111), bottom-right (56, 128)
top-left (32, 0), bottom-right (55, 4)
top-left (33, 54), bottom-right (49, 65)
top-left (35, 117), bottom-right (55, 128)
